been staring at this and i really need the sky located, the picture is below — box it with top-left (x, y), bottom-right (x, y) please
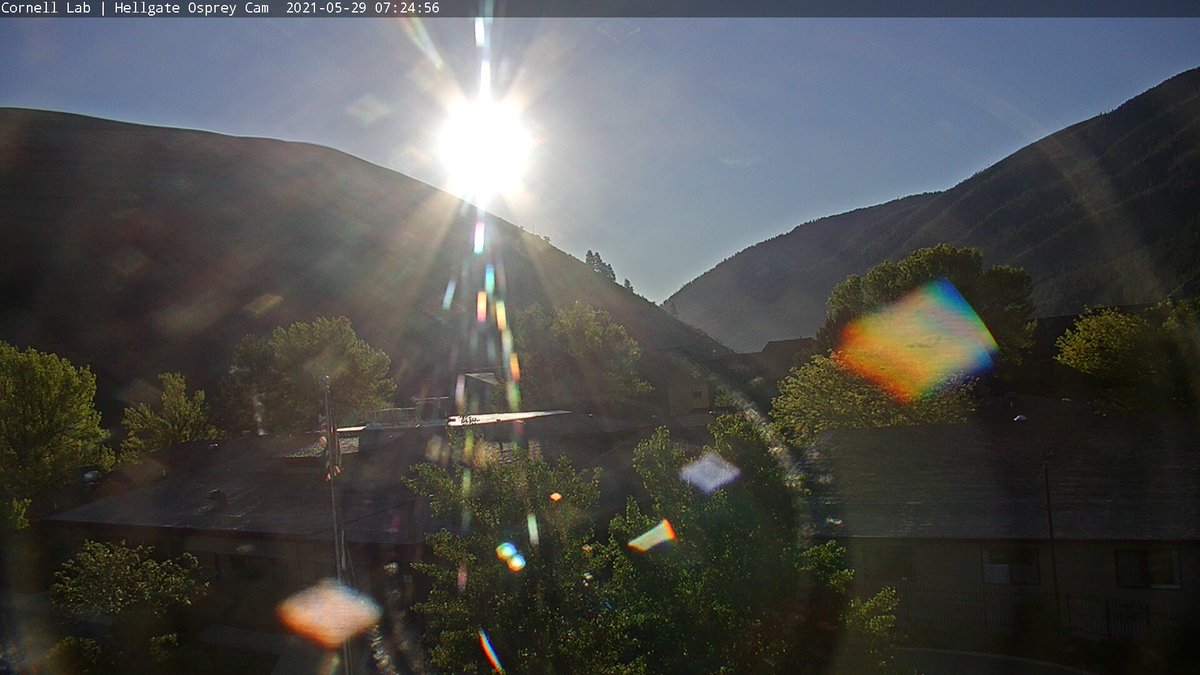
top-left (2, 17), bottom-right (1200, 302)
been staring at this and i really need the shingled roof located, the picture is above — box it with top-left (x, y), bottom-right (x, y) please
top-left (43, 432), bottom-right (427, 546)
top-left (805, 412), bottom-right (1200, 542)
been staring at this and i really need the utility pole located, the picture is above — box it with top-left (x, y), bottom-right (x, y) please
top-left (324, 376), bottom-right (351, 675)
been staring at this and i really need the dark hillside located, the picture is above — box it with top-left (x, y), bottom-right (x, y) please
top-left (668, 67), bottom-right (1200, 351)
top-left (0, 109), bottom-right (726, 424)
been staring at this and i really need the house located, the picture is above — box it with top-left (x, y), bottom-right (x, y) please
top-left (804, 407), bottom-right (1200, 642)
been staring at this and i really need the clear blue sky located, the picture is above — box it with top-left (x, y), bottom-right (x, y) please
top-left (2, 17), bottom-right (1199, 301)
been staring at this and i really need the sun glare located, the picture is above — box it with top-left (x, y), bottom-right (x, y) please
top-left (439, 96), bottom-right (532, 206)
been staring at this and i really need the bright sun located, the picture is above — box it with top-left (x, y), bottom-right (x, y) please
top-left (438, 96), bottom-right (532, 206)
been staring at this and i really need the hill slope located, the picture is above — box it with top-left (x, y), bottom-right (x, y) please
top-left (668, 67), bottom-right (1200, 352)
top-left (0, 109), bottom-right (726, 422)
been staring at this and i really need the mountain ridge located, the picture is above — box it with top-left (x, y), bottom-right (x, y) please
top-left (0, 108), bottom-right (727, 423)
top-left (667, 67), bottom-right (1200, 352)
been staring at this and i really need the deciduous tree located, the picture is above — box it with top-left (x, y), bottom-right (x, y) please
top-left (771, 354), bottom-right (973, 448)
top-left (121, 373), bottom-right (218, 459)
top-left (405, 434), bottom-right (643, 674)
top-left (514, 302), bottom-right (651, 411)
top-left (407, 416), bottom-right (904, 674)
top-left (817, 244), bottom-right (1034, 367)
top-left (607, 417), bottom-right (903, 674)
top-left (52, 540), bottom-right (206, 619)
top-left (215, 317), bottom-right (394, 433)
top-left (1054, 305), bottom-right (1198, 412)
top-left (0, 341), bottom-right (111, 501)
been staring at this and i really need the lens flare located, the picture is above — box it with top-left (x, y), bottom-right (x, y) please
top-left (496, 301), bottom-right (509, 332)
top-left (474, 221), bottom-right (486, 254)
top-left (506, 554), bottom-right (526, 572)
top-left (628, 519), bottom-right (676, 553)
top-left (526, 512), bottom-right (540, 547)
top-left (277, 579), bottom-right (381, 649)
top-left (679, 452), bottom-right (741, 494)
top-left (477, 291), bottom-right (488, 323)
top-left (496, 542), bottom-right (517, 560)
top-left (836, 278), bottom-right (998, 402)
top-left (508, 353), bottom-right (521, 382)
top-left (478, 628), bottom-right (505, 673)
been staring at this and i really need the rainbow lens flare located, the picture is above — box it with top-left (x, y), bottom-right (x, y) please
top-left (835, 278), bottom-right (997, 403)
top-left (628, 519), bottom-right (676, 553)
top-left (495, 541), bottom-right (526, 572)
top-left (479, 628), bottom-right (505, 672)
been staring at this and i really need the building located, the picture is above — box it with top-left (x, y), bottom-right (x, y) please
top-left (805, 408), bottom-right (1200, 642)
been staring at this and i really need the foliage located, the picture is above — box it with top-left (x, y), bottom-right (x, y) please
top-left (46, 636), bottom-right (105, 674)
top-left (408, 416), bottom-right (904, 674)
top-left (1055, 302), bottom-right (1200, 412)
top-left (212, 334), bottom-right (273, 435)
top-left (606, 417), bottom-right (903, 674)
top-left (817, 244), bottom-right (1034, 368)
top-left (0, 341), bottom-right (112, 500)
top-left (52, 540), bottom-right (207, 619)
top-left (772, 354), bottom-right (973, 447)
top-left (2, 496), bottom-right (30, 532)
top-left (839, 587), bottom-right (902, 674)
top-left (405, 435), bottom-right (643, 674)
top-left (585, 249), bottom-right (617, 283)
top-left (514, 302), bottom-right (652, 411)
top-left (215, 317), bottom-right (394, 433)
top-left (120, 373), bottom-right (218, 459)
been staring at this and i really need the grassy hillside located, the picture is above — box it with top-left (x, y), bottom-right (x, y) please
top-left (0, 109), bottom-right (725, 424)
top-left (668, 67), bottom-right (1200, 352)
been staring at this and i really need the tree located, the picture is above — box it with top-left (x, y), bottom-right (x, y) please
top-left (215, 317), bottom-right (394, 433)
top-left (121, 373), bottom-right (218, 459)
top-left (513, 303), bottom-right (651, 411)
top-left (605, 416), bottom-right (904, 674)
top-left (772, 354), bottom-right (973, 448)
top-left (408, 416), bottom-right (903, 674)
top-left (52, 540), bottom-right (206, 619)
top-left (585, 249), bottom-right (617, 283)
top-left (405, 433), bottom-right (643, 674)
top-left (1054, 305), bottom-right (1196, 412)
top-left (212, 334), bottom-right (273, 436)
top-left (0, 341), bottom-right (111, 502)
top-left (817, 245), bottom-right (1034, 367)
top-left (51, 540), bottom-right (209, 672)
top-left (623, 278), bottom-right (635, 293)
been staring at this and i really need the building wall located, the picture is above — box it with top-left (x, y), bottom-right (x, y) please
top-left (843, 537), bottom-right (1199, 640)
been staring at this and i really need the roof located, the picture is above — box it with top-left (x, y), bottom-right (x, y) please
top-left (806, 412), bottom-right (1200, 542)
top-left (44, 433), bottom-right (427, 546)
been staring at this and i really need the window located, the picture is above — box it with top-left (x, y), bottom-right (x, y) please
top-left (1116, 549), bottom-right (1180, 589)
top-left (982, 546), bottom-right (1040, 585)
top-left (863, 544), bottom-right (914, 581)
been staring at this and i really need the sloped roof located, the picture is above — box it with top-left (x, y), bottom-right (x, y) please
top-left (44, 432), bottom-right (427, 546)
top-left (806, 413), bottom-right (1200, 542)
